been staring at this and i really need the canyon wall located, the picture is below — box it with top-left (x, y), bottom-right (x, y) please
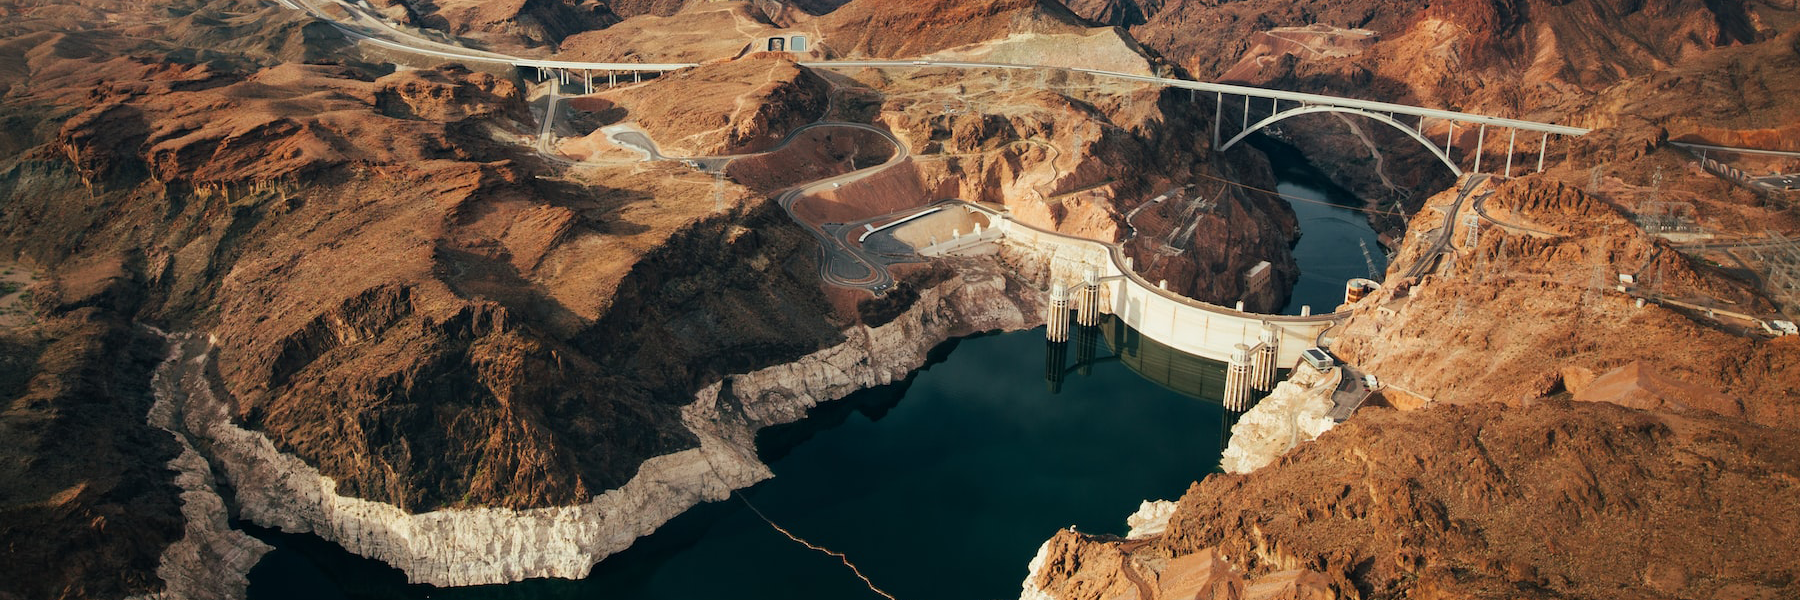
top-left (149, 258), bottom-right (1040, 586)
top-left (1027, 400), bottom-right (1800, 600)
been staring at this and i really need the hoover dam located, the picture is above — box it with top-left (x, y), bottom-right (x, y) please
top-left (1, 1), bottom-right (1798, 599)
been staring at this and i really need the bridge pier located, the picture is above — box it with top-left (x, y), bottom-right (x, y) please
top-left (1505, 129), bottom-right (1517, 177)
top-left (1225, 343), bottom-right (1253, 412)
top-left (1076, 268), bottom-right (1101, 327)
top-left (1445, 122), bottom-right (1455, 163)
top-left (1538, 132), bottom-right (1549, 173)
top-left (1251, 323), bottom-right (1279, 391)
top-left (1047, 282), bottom-right (1071, 343)
top-left (1474, 124), bottom-right (1487, 174)
top-left (633, 71), bottom-right (642, 84)
top-left (609, 71), bottom-right (617, 87)
top-left (1213, 91), bottom-right (1223, 149)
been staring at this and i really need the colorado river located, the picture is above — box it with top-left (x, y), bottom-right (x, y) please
top-left (1253, 137), bottom-right (1390, 315)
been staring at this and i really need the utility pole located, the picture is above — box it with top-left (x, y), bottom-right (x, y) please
top-left (713, 171), bottom-right (725, 212)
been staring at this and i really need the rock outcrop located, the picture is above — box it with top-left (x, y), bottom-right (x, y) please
top-left (1332, 176), bottom-right (1800, 429)
top-left (136, 331), bottom-right (272, 600)
top-left (1029, 401), bottom-right (1800, 600)
top-left (1217, 365), bottom-right (1339, 474)
top-left (0, 295), bottom-right (184, 599)
top-left (150, 259), bottom-right (1039, 586)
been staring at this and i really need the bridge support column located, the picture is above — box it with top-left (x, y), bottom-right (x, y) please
top-left (1474, 124), bottom-right (1487, 174)
top-left (633, 71), bottom-right (641, 83)
top-left (1225, 344), bottom-right (1254, 412)
top-left (609, 71), bottom-right (617, 87)
top-left (1213, 91), bottom-right (1223, 149)
top-left (1047, 282), bottom-right (1071, 343)
top-left (1251, 323), bottom-right (1280, 391)
top-left (1242, 95), bottom-right (1250, 131)
top-left (1505, 129), bottom-right (1517, 177)
top-left (1445, 122), bottom-right (1455, 163)
top-left (1076, 268), bottom-right (1101, 327)
top-left (1537, 132), bottom-right (1549, 173)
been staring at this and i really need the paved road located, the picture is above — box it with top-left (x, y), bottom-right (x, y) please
top-left (1402, 174), bottom-right (1491, 280)
top-left (276, 0), bottom-right (1586, 137)
top-left (278, 0), bottom-right (1563, 301)
top-left (760, 122), bottom-right (911, 291)
top-left (1670, 141), bottom-right (1800, 158)
top-left (1472, 191), bottom-right (1559, 237)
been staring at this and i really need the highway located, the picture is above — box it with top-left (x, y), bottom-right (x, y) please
top-left (1402, 174), bottom-right (1491, 280)
top-left (277, 0), bottom-right (1555, 302)
top-left (1670, 141), bottom-right (1800, 158)
top-left (760, 122), bottom-right (911, 291)
top-left (275, 0), bottom-right (1587, 136)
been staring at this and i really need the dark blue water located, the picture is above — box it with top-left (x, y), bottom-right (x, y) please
top-left (241, 142), bottom-right (1359, 600)
top-left (1252, 137), bottom-right (1389, 315)
top-left (246, 324), bottom-right (1230, 600)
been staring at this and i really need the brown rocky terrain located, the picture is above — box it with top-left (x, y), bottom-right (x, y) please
top-left (4, 0), bottom-right (1799, 597)
top-left (0, 287), bottom-right (183, 600)
top-left (0, 0), bottom-right (846, 521)
top-left (1026, 11), bottom-right (1800, 600)
top-left (556, 1), bottom-right (793, 63)
top-left (575, 56), bottom-right (831, 156)
top-left (1113, 0), bottom-right (1800, 227)
top-left (1, 0), bottom-right (1293, 592)
top-left (1033, 400), bottom-right (1800, 600)
top-left (1333, 175), bottom-right (1800, 429)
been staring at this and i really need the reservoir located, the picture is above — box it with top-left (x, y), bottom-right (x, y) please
top-left (247, 324), bottom-right (1232, 600)
top-left (242, 146), bottom-right (1374, 600)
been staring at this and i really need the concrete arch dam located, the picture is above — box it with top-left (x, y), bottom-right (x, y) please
top-left (961, 204), bottom-right (1341, 368)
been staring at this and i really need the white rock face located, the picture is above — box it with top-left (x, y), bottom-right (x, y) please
top-left (133, 332), bottom-right (272, 600)
top-left (1125, 499), bottom-right (1178, 540)
top-left (1218, 365), bottom-right (1342, 474)
top-left (154, 264), bottom-right (1040, 590)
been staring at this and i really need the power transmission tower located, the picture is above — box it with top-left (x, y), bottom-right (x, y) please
top-left (1651, 166), bottom-right (1663, 199)
top-left (1463, 213), bottom-right (1480, 251)
top-left (1583, 264), bottom-right (1607, 318)
top-left (713, 171), bottom-right (726, 212)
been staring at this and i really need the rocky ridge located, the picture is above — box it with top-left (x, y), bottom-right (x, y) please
top-left (1028, 400), bottom-right (1800, 600)
top-left (149, 258), bottom-right (1040, 586)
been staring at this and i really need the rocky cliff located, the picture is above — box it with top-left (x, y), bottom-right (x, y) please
top-left (1117, 0), bottom-right (1800, 220)
top-left (1020, 19), bottom-right (1800, 594)
top-left (1332, 175), bottom-right (1800, 429)
top-left (149, 258), bottom-right (1039, 586)
top-left (1029, 400), bottom-right (1800, 600)
top-left (0, 301), bottom-right (185, 600)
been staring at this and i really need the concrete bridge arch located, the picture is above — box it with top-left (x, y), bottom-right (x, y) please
top-left (1218, 104), bottom-right (1464, 177)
